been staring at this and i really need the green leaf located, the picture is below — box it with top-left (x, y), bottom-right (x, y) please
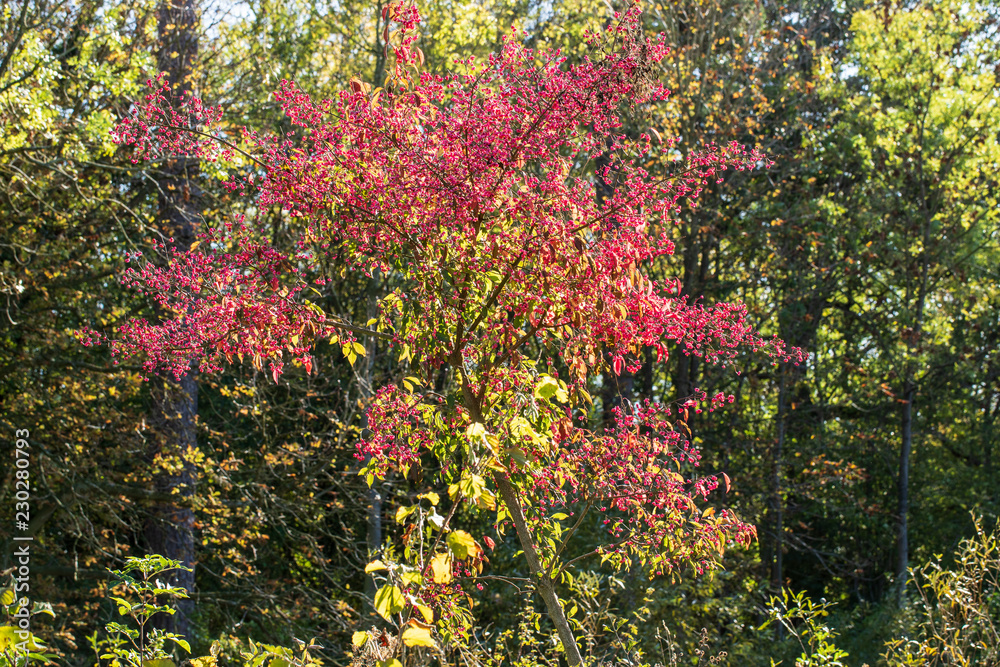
top-left (142, 660), bottom-right (176, 667)
top-left (169, 637), bottom-right (191, 653)
top-left (30, 601), bottom-right (55, 618)
top-left (373, 584), bottom-right (404, 620)
top-left (459, 473), bottom-right (487, 502)
top-left (446, 530), bottom-right (481, 560)
top-left (400, 570), bottom-right (424, 586)
top-left (534, 376), bottom-right (560, 399)
top-left (466, 422), bottom-right (488, 445)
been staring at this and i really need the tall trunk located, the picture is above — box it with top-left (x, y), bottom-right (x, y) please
top-left (896, 378), bottom-right (913, 603)
top-left (674, 223), bottom-right (703, 400)
top-left (897, 141), bottom-right (933, 604)
top-left (146, 0), bottom-right (200, 636)
top-left (984, 363), bottom-right (997, 474)
top-left (769, 364), bottom-right (788, 640)
top-left (601, 367), bottom-right (633, 429)
top-left (373, 0), bottom-right (388, 87)
top-left (771, 363), bottom-right (787, 592)
top-left (146, 375), bottom-right (198, 635)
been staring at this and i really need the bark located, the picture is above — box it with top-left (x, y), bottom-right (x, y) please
top-left (146, 0), bottom-right (200, 636)
top-left (146, 374), bottom-right (198, 636)
top-left (896, 378), bottom-right (913, 603)
top-left (771, 364), bottom-right (787, 592)
top-left (897, 122), bottom-right (933, 605)
top-left (673, 223), bottom-right (706, 400)
top-left (601, 367), bottom-right (633, 430)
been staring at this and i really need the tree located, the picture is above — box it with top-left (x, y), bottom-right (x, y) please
top-left (145, 0), bottom-right (203, 636)
top-left (813, 0), bottom-right (1000, 601)
top-left (106, 3), bottom-right (800, 661)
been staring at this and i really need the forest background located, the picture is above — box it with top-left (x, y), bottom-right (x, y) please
top-left (1, 0), bottom-right (998, 665)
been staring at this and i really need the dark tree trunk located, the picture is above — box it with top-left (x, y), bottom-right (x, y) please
top-left (896, 378), bottom-right (913, 604)
top-left (146, 374), bottom-right (198, 636)
top-left (770, 363), bottom-right (788, 593)
top-left (146, 0), bottom-right (200, 637)
top-left (897, 157), bottom-right (933, 605)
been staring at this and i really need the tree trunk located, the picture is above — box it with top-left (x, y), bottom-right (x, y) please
top-left (601, 367), bottom-right (633, 429)
top-left (493, 476), bottom-right (584, 666)
top-left (897, 153), bottom-right (933, 605)
top-left (146, 0), bottom-right (200, 636)
top-left (896, 378), bottom-right (913, 604)
top-left (771, 363), bottom-right (787, 592)
top-left (146, 374), bottom-right (198, 636)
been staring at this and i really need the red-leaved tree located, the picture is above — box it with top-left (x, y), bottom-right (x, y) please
top-left (102, 3), bottom-right (801, 662)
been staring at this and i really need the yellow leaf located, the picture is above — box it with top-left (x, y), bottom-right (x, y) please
top-left (143, 660), bottom-right (176, 667)
top-left (430, 552), bottom-right (452, 584)
top-left (466, 422), bottom-right (487, 444)
top-left (415, 604), bottom-right (434, 623)
top-left (446, 530), bottom-right (481, 560)
top-left (351, 631), bottom-right (369, 648)
top-left (365, 560), bottom-right (387, 573)
top-left (401, 624), bottom-right (435, 647)
top-left (0, 627), bottom-right (17, 651)
top-left (396, 505), bottom-right (416, 523)
top-left (374, 584), bottom-right (404, 620)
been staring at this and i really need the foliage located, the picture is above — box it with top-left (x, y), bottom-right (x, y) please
top-left (1, 0), bottom-right (999, 664)
top-left (91, 555), bottom-right (193, 667)
top-left (91, 555), bottom-right (322, 667)
top-left (883, 514), bottom-right (1000, 667)
top-left (105, 0), bottom-right (803, 661)
top-left (0, 579), bottom-right (55, 667)
top-left (761, 589), bottom-right (850, 667)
